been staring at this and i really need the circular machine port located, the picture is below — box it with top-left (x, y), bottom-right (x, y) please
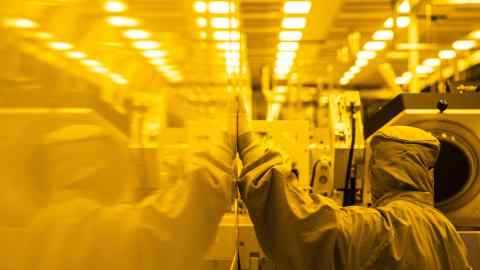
top-left (412, 120), bottom-right (480, 212)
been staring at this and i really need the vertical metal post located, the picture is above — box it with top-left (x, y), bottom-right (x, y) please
top-left (408, 9), bottom-right (420, 93)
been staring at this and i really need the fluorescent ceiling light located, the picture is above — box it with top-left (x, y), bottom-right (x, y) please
top-left (196, 17), bottom-right (208, 28)
top-left (438, 50), bottom-right (456, 60)
top-left (66, 51), bottom-right (87, 59)
top-left (339, 78), bottom-right (349, 85)
top-left (91, 66), bottom-right (108, 74)
top-left (48, 41), bottom-right (73, 51)
top-left (209, 1), bottom-right (235, 14)
top-left (395, 76), bottom-right (410, 85)
top-left (452, 40), bottom-right (476, 51)
top-left (194, 1), bottom-right (207, 13)
top-left (350, 66), bottom-right (361, 73)
top-left (355, 59), bottom-right (368, 67)
top-left (225, 52), bottom-right (240, 60)
top-left (211, 17), bottom-right (238, 29)
top-left (4, 18), bottom-right (38, 29)
top-left (357, 50), bottom-right (376, 59)
top-left (402, 71), bottom-right (412, 78)
top-left (372, 30), bottom-right (394, 41)
top-left (384, 16), bottom-right (410, 28)
top-left (199, 31), bottom-right (207, 39)
top-left (363, 41), bottom-right (386, 51)
top-left (110, 73), bottom-right (128, 85)
top-left (213, 31), bottom-right (240, 41)
top-left (216, 42), bottom-right (240, 51)
top-left (277, 51), bottom-right (296, 60)
top-left (81, 59), bottom-right (102, 67)
top-left (343, 72), bottom-right (354, 79)
top-left (279, 31), bottom-right (303, 41)
top-left (132, 40), bottom-right (160, 50)
top-left (283, 1), bottom-right (312, 14)
top-left (470, 30), bottom-right (480, 40)
top-left (150, 58), bottom-right (167, 65)
top-left (123, 29), bottom-right (151, 39)
top-left (423, 58), bottom-right (441, 67)
top-left (282, 17), bottom-right (306, 29)
top-left (104, 1), bottom-right (127, 13)
top-left (277, 42), bottom-right (299, 51)
top-left (34, 32), bottom-right (53, 40)
top-left (397, 0), bottom-right (410, 13)
top-left (143, 50), bottom-right (167, 58)
top-left (107, 16), bottom-right (138, 27)
top-left (416, 65), bottom-right (434, 74)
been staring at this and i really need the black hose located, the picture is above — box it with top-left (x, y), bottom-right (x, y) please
top-left (342, 102), bottom-right (356, 206)
top-left (309, 159), bottom-right (322, 190)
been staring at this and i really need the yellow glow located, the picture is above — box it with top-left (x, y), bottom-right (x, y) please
top-left (343, 72), bottom-right (354, 79)
top-left (279, 31), bottom-right (303, 41)
top-left (470, 30), bottom-right (480, 40)
top-left (213, 31), bottom-right (240, 41)
top-left (209, 1), bottom-right (235, 14)
top-left (277, 51), bottom-right (296, 60)
top-left (438, 50), bottom-right (456, 60)
top-left (395, 76), bottom-right (410, 85)
top-left (110, 73), bottom-right (128, 85)
top-left (81, 59), bottom-right (102, 67)
top-left (372, 29), bottom-right (394, 41)
top-left (91, 66), bottom-right (108, 74)
top-left (225, 51), bottom-right (240, 60)
top-left (123, 29), bottom-right (151, 39)
top-left (277, 42), bottom-right (299, 51)
top-left (4, 18), bottom-right (38, 29)
top-left (143, 50), bottom-right (167, 58)
top-left (340, 78), bottom-right (349, 85)
top-left (384, 16), bottom-right (410, 28)
top-left (199, 31), bottom-right (207, 39)
top-left (283, 1), bottom-right (312, 14)
top-left (104, 1), bottom-right (127, 13)
top-left (48, 41), bottom-right (73, 51)
top-left (197, 17), bottom-right (208, 28)
top-left (150, 59), bottom-right (167, 66)
top-left (66, 51), bottom-right (87, 59)
top-left (357, 50), bottom-right (376, 59)
top-left (35, 32), bottom-right (53, 40)
top-left (363, 41), bottom-right (386, 51)
top-left (403, 71), bottom-right (412, 78)
top-left (350, 66), bottom-right (361, 73)
top-left (282, 17), bottom-right (306, 29)
top-left (452, 40), bottom-right (476, 51)
top-left (416, 65), bottom-right (434, 74)
top-left (107, 16), bottom-right (138, 27)
top-left (132, 40), bottom-right (160, 50)
top-left (217, 42), bottom-right (240, 51)
top-left (355, 58), bottom-right (368, 67)
top-left (397, 0), bottom-right (410, 13)
top-left (211, 17), bottom-right (238, 29)
top-left (194, 1), bottom-right (207, 13)
top-left (423, 58), bottom-right (441, 67)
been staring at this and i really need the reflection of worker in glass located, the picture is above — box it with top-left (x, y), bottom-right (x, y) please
top-left (22, 124), bottom-right (234, 270)
top-left (236, 97), bottom-right (472, 269)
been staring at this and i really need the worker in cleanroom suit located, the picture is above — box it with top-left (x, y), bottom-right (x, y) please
top-left (236, 98), bottom-right (472, 269)
top-left (20, 124), bottom-right (234, 270)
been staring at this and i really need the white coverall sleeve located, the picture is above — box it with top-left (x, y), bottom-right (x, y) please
top-left (24, 138), bottom-right (234, 270)
top-left (237, 132), bottom-right (386, 270)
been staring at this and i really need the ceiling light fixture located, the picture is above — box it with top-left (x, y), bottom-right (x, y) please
top-left (384, 16), bottom-right (411, 28)
top-left (81, 59), bottom-right (102, 67)
top-left (66, 51), bottom-right (87, 59)
top-left (123, 29), bottom-right (151, 39)
top-left (452, 40), bottom-right (476, 51)
top-left (4, 18), bottom-right (38, 29)
top-left (279, 31), bottom-right (303, 41)
top-left (397, 0), bottom-right (410, 14)
top-left (423, 58), bottom-right (441, 67)
top-left (213, 31), bottom-right (240, 41)
top-left (194, 1), bottom-right (207, 13)
top-left (282, 17), bottom-right (307, 29)
top-left (372, 29), bottom-right (394, 41)
top-left (277, 42), bottom-right (299, 51)
top-left (438, 49), bottom-right (456, 59)
top-left (416, 65), bottom-right (434, 74)
top-left (209, 1), bottom-right (235, 14)
top-left (132, 40), bottom-right (160, 50)
top-left (355, 59), bottom-right (368, 67)
top-left (48, 41), bottom-right (73, 51)
top-left (107, 16), bottom-right (138, 27)
top-left (104, 1), bottom-right (127, 13)
top-left (363, 41), bottom-right (386, 51)
top-left (357, 50), bottom-right (377, 59)
top-left (283, 1), bottom-right (312, 14)
top-left (143, 50), bottom-right (167, 58)
top-left (211, 17), bottom-right (238, 29)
